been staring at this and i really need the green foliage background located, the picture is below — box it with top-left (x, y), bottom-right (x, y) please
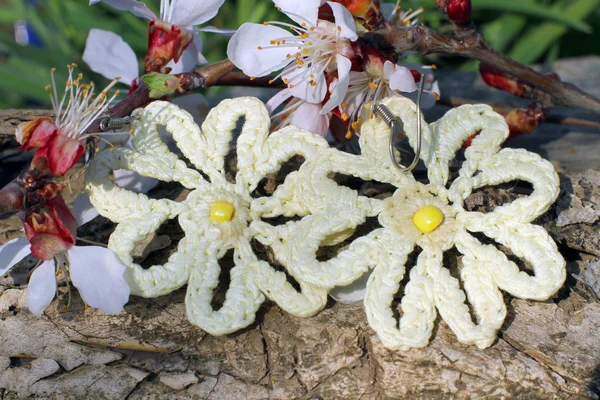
top-left (0, 0), bottom-right (598, 109)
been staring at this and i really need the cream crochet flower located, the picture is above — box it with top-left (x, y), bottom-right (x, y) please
top-left (258, 96), bottom-right (566, 349)
top-left (86, 98), bottom-right (337, 335)
top-left (86, 95), bottom-right (565, 350)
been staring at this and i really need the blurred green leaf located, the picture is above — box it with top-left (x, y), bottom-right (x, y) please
top-left (508, 0), bottom-right (599, 64)
top-left (472, 0), bottom-right (593, 33)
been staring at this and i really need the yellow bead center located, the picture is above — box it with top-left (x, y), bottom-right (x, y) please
top-left (412, 205), bottom-right (444, 233)
top-left (210, 201), bottom-right (235, 223)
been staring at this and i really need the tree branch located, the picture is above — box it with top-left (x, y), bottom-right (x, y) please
top-left (373, 24), bottom-right (600, 115)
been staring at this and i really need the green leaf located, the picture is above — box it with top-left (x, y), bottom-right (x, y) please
top-left (472, 0), bottom-right (593, 33)
top-left (481, 13), bottom-right (527, 52)
top-left (508, 0), bottom-right (599, 64)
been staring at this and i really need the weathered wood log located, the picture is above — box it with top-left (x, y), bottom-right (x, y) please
top-left (1, 57), bottom-right (600, 399)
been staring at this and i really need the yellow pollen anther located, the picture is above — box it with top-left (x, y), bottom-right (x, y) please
top-left (301, 22), bottom-right (307, 27)
top-left (257, 46), bottom-right (263, 50)
top-left (351, 121), bottom-right (360, 130)
top-left (210, 202), bottom-right (235, 223)
top-left (434, 93), bottom-right (440, 100)
top-left (337, 26), bottom-right (341, 31)
top-left (250, 76), bottom-right (256, 80)
top-left (283, 78), bottom-right (289, 84)
top-left (345, 130), bottom-right (352, 139)
top-left (263, 21), bottom-right (268, 26)
top-left (369, 82), bottom-right (378, 89)
top-left (341, 112), bottom-right (349, 121)
top-left (268, 79), bottom-right (274, 84)
top-left (431, 64), bottom-right (438, 70)
top-left (412, 205), bottom-right (444, 233)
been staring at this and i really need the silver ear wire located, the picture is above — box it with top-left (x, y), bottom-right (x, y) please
top-left (374, 75), bottom-right (426, 172)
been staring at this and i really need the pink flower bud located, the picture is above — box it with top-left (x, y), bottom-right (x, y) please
top-left (16, 118), bottom-right (57, 151)
top-left (22, 196), bottom-right (76, 260)
top-left (145, 21), bottom-right (193, 73)
top-left (446, 0), bottom-right (472, 25)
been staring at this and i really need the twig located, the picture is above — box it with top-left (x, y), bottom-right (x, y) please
top-left (371, 24), bottom-right (600, 115)
top-left (439, 96), bottom-right (600, 130)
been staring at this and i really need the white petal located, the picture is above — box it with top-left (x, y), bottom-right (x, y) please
top-left (114, 169), bottom-right (159, 193)
top-left (193, 32), bottom-right (209, 65)
top-left (170, 0), bottom-right (225, 27)
top-left (327, 1), bottom-right (358, 40)
top-left (166, 45), bottom-right (198, 74)
top-left (89, 0), bottom-right (156, 20)
top-left (321, 54), bottom-right (351, 114)
top-left (172, 93), bottom-right (209, 125)
top-left (290, 102), bottom-right (330, 137)
top-left (72, 194), bottom-right (100, 227)
top-left (329, 270), bottom-right (371, 305)
top-left (0, 238), bottom-right (31, 276)
top-left (275, 0), bottom-right (322, 26)
top-left (389, 64), bottom-right (418, 93)
top-left (197, 26), bottom-right (236, 35)
top-left (227, 23), bottom-right (292, 77)
top-left (265, 89), bottom-right (292, 113)
top-left (27, 261), bottom-right (56, 317)
top-left (83, 29), bottom-right (139, 85)
top-left (68, 246), bottom-right (130, 314)
top-left (288, 73), bottom-right (327, 103)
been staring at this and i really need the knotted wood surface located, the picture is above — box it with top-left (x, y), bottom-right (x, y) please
top-left (1, 57), bottom-right (600, 399)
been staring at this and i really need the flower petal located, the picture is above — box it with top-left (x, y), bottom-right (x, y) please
top-left (388, 63), bottom-right (418, 93)
top-left (265, 89), bottom-right (292, 114)
top-left (321, 54), bottom-right (351, 113)
top-left (275, 0), bottom-right (322, 26)
top-left (89, 0), bottom-right (156, 20)
top-left (0, 238), bottom-right (31, 276)
top-left (197, 26), bottom-right (236, 35)
top-left (47, 134), bottom-right (85, 176)
top-left (327, 1), bottom-right (358, 40)
top-left (83, 29), bottom-right (139, 85)
top-left (170, 0), bottom-right (225, 27)
top-left (227, 23), bottom-right (292, 77)
top-left (290, 102), bottom-right (330, 137)
top-left (71, 194), bottom-right (99, 227)
top-left (288, 73), bottom-right (327, 103)
top-left (330, 269), bottom-right (371, 305)
top-left (68, 246), bottom-right (130, 314)
top-left (166, 45), bottom-right (198, 74)
top-left (114, 169), bottom-right (159, 193)
top-left (27, 260), bottom-right (56, 317)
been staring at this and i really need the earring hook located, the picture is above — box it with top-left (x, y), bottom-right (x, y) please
top-left (374, 75), bottom-right (426, 172)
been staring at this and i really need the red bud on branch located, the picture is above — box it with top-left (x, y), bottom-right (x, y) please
top-left (479, 63), bottom-right (532, 98)
top-left (446, 0), bottom-right (472, 25)
top-left (504, 103), bottom-right (549, 137)
top-left (145, 21), bottom-right (193, 73)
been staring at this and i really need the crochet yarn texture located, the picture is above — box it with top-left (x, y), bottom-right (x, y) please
top-left (86, 96), bottom-right (565, 350)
